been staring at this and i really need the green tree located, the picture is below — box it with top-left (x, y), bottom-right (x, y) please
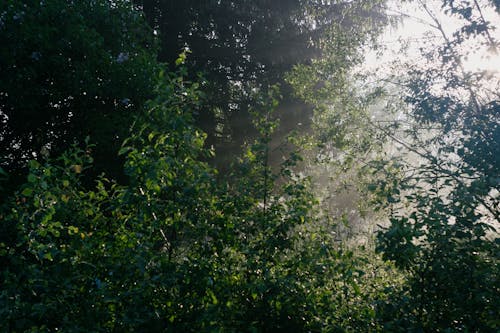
top-left (0, 63), bottom-right (216, 331)
top-left (1, 61), bottom-right (399, 331)
top-left (0, 0), bottom-right (159, 183)
top-left (0, 1), bottom-right (406, 329)
top-left (371, 1), bottom-right (499, 331)
top-left (134, 0), bottom-right (388, 169)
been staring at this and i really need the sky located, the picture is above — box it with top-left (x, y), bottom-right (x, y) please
top-left (364, 0), bottom-right (500, 73)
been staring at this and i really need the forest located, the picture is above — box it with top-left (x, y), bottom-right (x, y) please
top-left (0, 0), bottom-right (498, 332)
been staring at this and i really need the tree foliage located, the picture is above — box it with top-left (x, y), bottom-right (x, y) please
top-left (370, 1), bottom-right (500, 331)
top-left (3, 0), bottom-right (498, 331)
top-left (0, 0), bottom-right (159, 181)
top-left (134, 0), bottom-right (388, 167)
top-left (0, 60), bottom-right (399, 331)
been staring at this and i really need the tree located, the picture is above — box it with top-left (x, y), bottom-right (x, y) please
top-left (134, 0), bottom-right (388, 169)
top-left (370, 0), bottom-right (499, 331)
top-left (0, 59), bottom-right (223, 331)
top-left (0, 0), bottom-right (159, 183)
top-left (0, 59), bottom-right (401, 331)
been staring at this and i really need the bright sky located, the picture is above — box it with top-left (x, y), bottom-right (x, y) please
top-left (364, 0), bottom-right (500, 73)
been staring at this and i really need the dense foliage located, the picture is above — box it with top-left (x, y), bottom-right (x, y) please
top-left (0, 0), bottom-right (498, 332)
top-left (0, 64), bottom-right (399, 332)
top-left (134, 0), bottom-right (387, 168)
top-left (369, 0), bottom-right (500, 331)
top-left (0, 0), bottom-right (158, 181)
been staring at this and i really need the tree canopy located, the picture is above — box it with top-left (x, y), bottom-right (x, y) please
top-left (0, 0), bottom-right (498, 332)
top-left (0, 0), bottom-right (159, 181)
top-left (368, 0), bottom-right (499, 330)
top-left (134, 0), bottom-right (387, 167)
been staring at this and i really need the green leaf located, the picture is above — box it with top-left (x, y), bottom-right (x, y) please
top-left (68, 226), bottom-right (79, 235)
top-left (22, 187), bottom-right (33, 196)
top-left (27, 174), bottom-right (37, 183)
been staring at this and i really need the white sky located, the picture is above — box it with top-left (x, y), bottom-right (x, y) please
top-left (364, 0), bottom-right (500, 73)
